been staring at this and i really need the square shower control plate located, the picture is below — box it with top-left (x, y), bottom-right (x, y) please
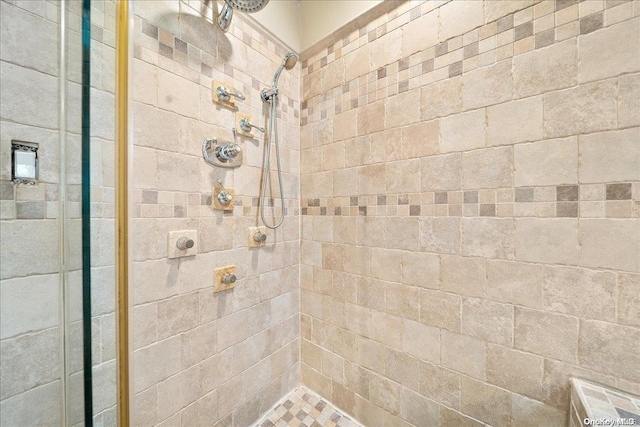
top-left (214, 265), bottom-right (237, 292)
top-left (212, 80), bottom-right (238, 109)
top-left (168, 230), bottom-right (198, 258)
top-left (248, 226), bottom-right (267, 248)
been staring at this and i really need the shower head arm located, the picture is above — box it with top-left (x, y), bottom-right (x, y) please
top-left (271, 64), bottom-right (286, 88)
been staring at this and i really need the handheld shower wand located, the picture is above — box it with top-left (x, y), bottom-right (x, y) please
top-left (260, 52), bottom-right (298, 229)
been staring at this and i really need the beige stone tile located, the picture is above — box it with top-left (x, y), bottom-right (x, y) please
top-left (514, 136), bottom-right (578, 186)
top-left (313, 117), bottom-right (334, 147)
top-left (514, 307), bottom-right (578, 363)
top-left (401, 318), bottom-right (440, 363)
top-left (357, 101), bottom-right (385, 136)
top-left (441, 330), bottom-right (486, 380)
top-left (369, 373), bottom-right (401, 415)
top-left (402, 251), bottom-right (439, 289)
top-left (618, 273), bottom-right (640, 327)
top-left (544, 80), bottom-right (617, 138)
top-left (619, 73), bottom-right (640, 128)
top-left (386, 88), bottom-right (421, 129)
top-left (386, 159), bottom-right (421, 193)
top-left (544, 265), bottom-right (616, 320)
top-left (386, 282), bottom-right (419, 321)
top-left (578, 18), bottom-right (640, 84)
top-left (134, 335), bottom-right (181, 393)
top-left (515, 218), bottom-right (579, 265)
top-left (0, 381), bottom-right (62, 427)
top-left (420, 289), bottom-right (461, 332)
top-left (462, 60), bottom-right (513, 110)
top-left (371, 30), bottom-right (402, 70)
top-left (440, 109), bottom-right (486, 153)
top-left (579, 128), bottom-right (640, 183)
top-left (402, 9), bottom-right (439, 56)
top-left (156, 364), bottom-right (200, 421)
top-left (440, 0), bottom-right (485, 41)
top-left (371, 128), bottom-right (402, 164)
top-left (513, 39), bottom-right (578, 98)
top-left (421, 153), bottom-right (462, 191)
top-left (462, 218), bottom-right (515, 260)
top-left (357, 164), bottom-right (385, 195)
top-left (487, 260), bottom-right (543, 309)
top-left (371, 310), bottom-right (402, 350)
top-left (322, 56), bottom-right (344, 91)
top-left (460, 376), bottom-right (511, 427)
top-left (333, 109), bottom-right (357, 143)
top-left (462, 146), bottom-right (513, 189)
top-left (512, 394), bottom-right (567, 427)
top-left (400, 387), bottom-right (439, 426)
top-left (303, 70), bottom-right (323, 100)
top-left (579, 219), bottom-right (640, 272)
top-left (356, 216), bottom-right (386, 247)
top-left (440, 254), bottom-right (486, 297)
top-left (417, 362), bottom-right (461, 411)
top-left (486, 96), bottom-right (543, 146)
top-left (401, 120), bottom-right (439, 159)
top-left (370, 247), bottom-right (401, 283)
top-left (487, 344), bottom-right (544, 400)
top-left (333, 168), bottom-right (357, 197)
top-left (0, 220), bottom-right (58, 279)
top-left (461, 297), bottom-right (513, 346)
top-left (344, 44), bottom-right (371, 83)
top-left (386, 217), bottom-right (420, 251)
top-left (157, 69), bottom-right (199, 119)
top-left (438, 406), bottom-right (484, 427)
top-left (421, 77), bottom-right (463, 121)
top-left (486, 0), bottom-right (538, 22)
top-left (579, 319), bottom-right (640, 382)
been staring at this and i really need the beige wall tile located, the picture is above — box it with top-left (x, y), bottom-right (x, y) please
top-left (371, 311), bottom-right (402, 350)
top-left (462, 146), bottom-right (513, 189)
top-left (157, 69), bottom-right (199, 119)
top-left (386, 217), bottom-right (420, 251)
top-left (333, 109), bottom-right (357, 142)
top-left (418, 361), bottom-right (461, 410)
top-left (487, 260), bottom-right (543, 309)
top-left (420, 217), bottom-right (462, 254)
top-left (462, 218), bottom-right (515, 260)
top-left (402, 319), bottom-right (440, 363)
top-left (400, 387), bottom-right (439, 426)
top-left (487, 96), bottom-right (544, 146)
top-left (462, 60), bottom-right (513, 110)
top-left (421, 153), bottom-right (462, 191)
top-left (544, 80), bottom-right (617, 138)
top-left (460, 376), bottom-right (511, 427)
top-left (578, 18), bottom-right (640, 84)
top-left (386, 89), bottom-right (421, 129)
top-left (440, 109), bottom-right (486, 153)
top-left (513, 39), bottom-right (578, 99)
top-left (333, 168), bottom-right (357, 197)
top-left (461, 297), bottom-right (513, 346)
top-left (441, 254), bottom-right (486, 297)
top-left (618, 273), bottom-right (640, 327)
top-left (441, 330), bottom-right (486, 380)
top-left (619, 73), bottom-right (640, 128)
top-left (401, 120), bottom-right (440, 159)
top-left (371, 30), bottom-right (402, 70)
top-left (514, 136), bottom-right (578, 186)
top-left (321, 56), bottom-right (344, 91)
top-left (402, 9), bottom-right (439, 57)
top-left (512, 394), bottom-right (567, 427)
top-left (357, 101), bottom-right (385, 136)
top-left (515, 218), bottom-right (579, 265)
top-left (579, 219), bottom-right (640, 272)
top-left (369, 373), bottom-right (401, 415)
top-left (579, 128), bottom-right (640, 183)
top-left (439, 406), bottom-right (484, 427)
top-left (370, 248), bottom-right (402, 283)
top-left (386, 159), bottom-right (421, 193)
top-left (371, 128), bottom-right (402, 164)
top-left (486, 344), bottom-right (544, 400)
top-left (402, 251), bottom-right (439, 289)
top-left (486, 0), bottom-right (538, 22)
top-left (440, 0), bottom-right (485, 41)
top-left (386, 282), bottom-right (420, 321)
top-left (344, 44), bottom-right (371, 83)
top-left (514, 307), bottom-right (578, 363)
top-left (421, 77), bottom-right (463, 121)
top-left (420, 289), bottom-right (461, 332)
top-left (578, 320), bottom-right (640, 382)
top-left (544, 266), bottom-right (616, 320)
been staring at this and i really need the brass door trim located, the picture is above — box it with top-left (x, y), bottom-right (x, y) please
top-left (116, 0), bottom-right (131, 425)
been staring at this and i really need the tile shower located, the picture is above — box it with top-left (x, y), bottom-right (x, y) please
top-left (0, 0), bottom-right (638, 426)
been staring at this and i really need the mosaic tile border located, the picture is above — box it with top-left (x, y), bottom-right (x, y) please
top-left (300, 0), bottom-right (638, 123)
top-left (300, 183), bottom-right (640, 219)
top-left (570, 378), bottom-right (640, 426)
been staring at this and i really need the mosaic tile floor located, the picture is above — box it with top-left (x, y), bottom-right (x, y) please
top-left (254, 387), bottom-right (362, 427)
top-left (571, 378), bottom-right (640, 425)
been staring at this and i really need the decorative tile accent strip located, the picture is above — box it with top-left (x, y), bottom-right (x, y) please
top-left (570, 378), bottom-right (640, 427)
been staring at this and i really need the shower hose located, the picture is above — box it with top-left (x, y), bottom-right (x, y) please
top-left (260, 93), bottom-right (285, 229)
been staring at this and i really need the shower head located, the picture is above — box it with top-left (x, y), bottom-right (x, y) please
top-left (272, 52), bottom-right (298, 88)
top-left (217, 0), bottom-right (270, 32)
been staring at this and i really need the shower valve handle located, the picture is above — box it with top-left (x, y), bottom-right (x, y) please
top-left (239, 118), bottom-right (265, 133)
top-left (216, 180), bottom-right (233, 206)
top-left (216, 86), bottom-right (245, 102)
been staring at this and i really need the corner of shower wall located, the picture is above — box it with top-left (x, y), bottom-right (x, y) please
top-left (129, 1), bottom-right (302, 425)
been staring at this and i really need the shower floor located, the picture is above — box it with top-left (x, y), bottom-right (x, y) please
top-left (255, 387), bottom-right (362, 427)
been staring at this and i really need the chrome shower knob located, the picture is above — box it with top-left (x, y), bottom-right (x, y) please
top-left (221, 273), bottom-right (237, 284)
top-left (216, 86), bottom-right (245, 102)
top-left (239, 117), bottom-right (265, 133)
top-left (176, 237), bottom-right (195, 250)
top-left (216, 179), bottom-right (233, 206)
top-left (253, 231), bottom-right (267, 243)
